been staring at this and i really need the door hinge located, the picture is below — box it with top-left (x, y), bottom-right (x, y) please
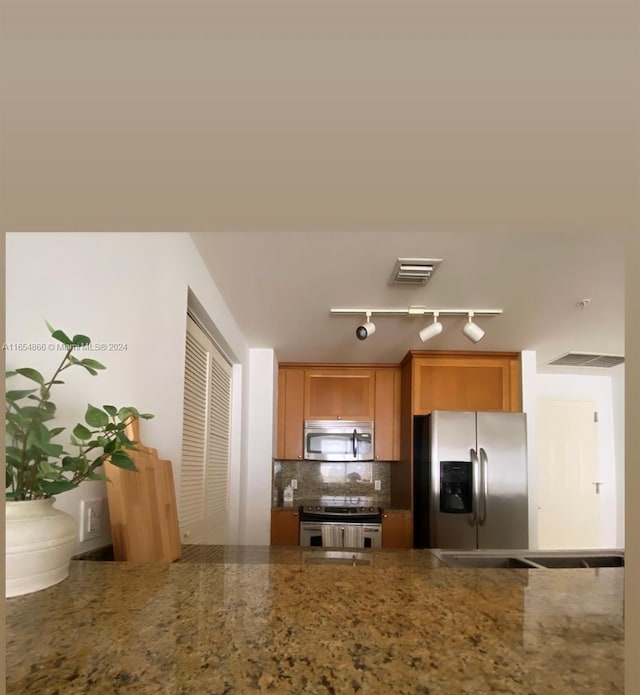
top-left (594, 411), bottom-right (598, 423)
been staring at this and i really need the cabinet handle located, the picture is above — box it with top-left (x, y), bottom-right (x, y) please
top-left (337, 415), bottom-right (342, 420)
top-left (383, 514), bottom-right (388, 519)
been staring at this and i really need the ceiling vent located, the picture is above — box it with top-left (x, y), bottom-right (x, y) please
top-left (391, 258), bottom-right (443, 286)
top-left (548, 352), bottom-right (625, 368)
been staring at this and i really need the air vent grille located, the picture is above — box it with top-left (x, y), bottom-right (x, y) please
top-left (391, 258), bottom-right (442, 286)
top-left (548, 352), bottom-right (625, 368)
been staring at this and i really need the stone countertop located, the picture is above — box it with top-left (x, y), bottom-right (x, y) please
top-left (6, 546), bottom-right (623, 694)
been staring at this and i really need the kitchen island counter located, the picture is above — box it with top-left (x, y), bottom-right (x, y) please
top-left (6, 546), bottom-right (623, 694)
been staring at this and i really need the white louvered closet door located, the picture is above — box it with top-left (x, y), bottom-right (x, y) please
top-left (180, 315), bottom-right (232, 545)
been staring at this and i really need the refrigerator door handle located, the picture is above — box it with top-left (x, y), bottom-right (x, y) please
top-left (470, 448), bottom-right (480, 526)
top-left (478, 447), bottom-right (489, 525)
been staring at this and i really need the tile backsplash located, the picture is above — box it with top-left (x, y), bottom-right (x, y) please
top-left (273, 459), bottom-right (391, 506)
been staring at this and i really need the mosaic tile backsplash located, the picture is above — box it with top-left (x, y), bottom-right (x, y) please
top-left (273, 459), bottom-right (391, 506)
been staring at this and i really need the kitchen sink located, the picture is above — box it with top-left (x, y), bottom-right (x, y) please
top-left (434, 553), bottom-right (543, 569)
top-left (302, 550), bottom-right (374, 566)
top-left (431, 549), bottom-right (624, 569)
top-left (523, 554), bottom-right (624, 568)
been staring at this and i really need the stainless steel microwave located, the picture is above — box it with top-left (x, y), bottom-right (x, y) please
top-left (303, 420), bottom-right (374, 461)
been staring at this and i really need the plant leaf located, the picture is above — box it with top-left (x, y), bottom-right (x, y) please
top-left (14, 368), bottom-right (45, 384)
top-left (61, 456), bottom-right (83, 471)
top-left (51, 329), bottom-right (73, 346)
top-left (73, 424), bottom-right (92, 440)
top-left (72, 334), bottom-right (91, 347)
top-left (109, 451), bottom-right (138, 472)
top-left (6, 388), bottom-right (39, 401)
top-left (80, 358), bottom-right (105, 370)
top-left (85, 404), bottom-right (109, 428)
top-left (37, 442), bottom-right (65, 457)
top-left (116, 429), bottom-right (135, 446)
top-left (40, 479), bottom-right (77, 495)
top-left (103, 405), bottom-right (118, 416)
top-left (117, 406), bottom-right (136, 421)
top-left (85, 471), bottom-right (109, 482)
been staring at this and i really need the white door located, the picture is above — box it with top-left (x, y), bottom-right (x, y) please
top-left (179, 314), bottom-right (232, 545)
top-left (536, 398), bottom-right (601, 549)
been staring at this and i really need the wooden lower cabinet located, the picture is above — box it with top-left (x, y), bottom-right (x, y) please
top-left (381, 510), bottom-right (413, 549)
top-left (270, 509), bottom-right (300, 546)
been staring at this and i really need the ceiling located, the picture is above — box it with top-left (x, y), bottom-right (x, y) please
top-left (190, 231), bottom-right (625, 370)
top-left (2, 0), bottom-right (635, 372)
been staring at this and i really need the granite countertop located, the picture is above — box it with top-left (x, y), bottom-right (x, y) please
top-left (6, 546), bottom-right (623, 694)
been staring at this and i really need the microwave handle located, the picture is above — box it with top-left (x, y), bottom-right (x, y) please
top-left (353, 429), bottom-right (357, 458)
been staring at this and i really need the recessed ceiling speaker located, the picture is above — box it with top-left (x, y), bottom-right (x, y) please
top-left (462, 312), bottom-right (485, 343)
top-left (418, 313), bottom-right (443, 343)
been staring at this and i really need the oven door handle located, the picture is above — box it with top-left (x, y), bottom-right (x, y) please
top-left (352, 429), bottom-right (357, 458)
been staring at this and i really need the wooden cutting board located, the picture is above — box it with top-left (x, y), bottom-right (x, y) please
top-left (104, 418), bottom-right (181, 562)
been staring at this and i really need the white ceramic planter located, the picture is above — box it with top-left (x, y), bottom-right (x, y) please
top-left (6, 497), bottom-right (77, 598)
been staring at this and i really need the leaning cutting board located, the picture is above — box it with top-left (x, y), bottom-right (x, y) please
top-left (104, 418), bottom-right (181, 562)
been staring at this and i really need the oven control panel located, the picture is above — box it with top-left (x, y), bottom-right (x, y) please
top-left (302, 505), bottom-right (379, 514)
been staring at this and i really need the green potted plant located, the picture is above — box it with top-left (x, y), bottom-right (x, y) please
top-left (5, 323), bottom-right (153, 597)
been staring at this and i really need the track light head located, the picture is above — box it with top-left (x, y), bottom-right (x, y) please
top-left (418, 312), bottom-right (443, 343)
top-left (355, 313), bottom-right (376, 341)
top-left (462, 312), bottom-right (485, 343)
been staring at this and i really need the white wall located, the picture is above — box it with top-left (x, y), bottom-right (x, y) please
top-left (5, 232), bottom-right (276, 553)
top-left (239, 349), bottom-right (278, 545)
top-left (520, 350), bottom-right (539, 549)
top-left (521, 348), bottom-right (623, 550)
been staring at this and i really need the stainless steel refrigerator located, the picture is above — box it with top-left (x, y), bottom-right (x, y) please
top-left (413, 411), bottom-right (529, 549)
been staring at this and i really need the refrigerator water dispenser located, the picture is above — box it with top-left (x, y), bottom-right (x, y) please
top-left (440, 461), bottom-right (472, 514)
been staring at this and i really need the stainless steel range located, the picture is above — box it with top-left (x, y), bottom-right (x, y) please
top-left (299, 500), bottom-right (382, 548)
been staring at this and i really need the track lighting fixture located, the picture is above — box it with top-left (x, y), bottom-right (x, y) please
top-left (355, 312), bottom-right (376, 341)
top-left (330, 305), bottom-right (501, 343)
top-left (462, 312), bottom-right (485, 343)
top-left (418, 311), bottom-right (443, 343)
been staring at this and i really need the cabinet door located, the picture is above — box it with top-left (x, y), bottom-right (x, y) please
top-left (382, 511), bottom-right (413, 548)
top-left (276, 368), bottom-right (304, 460)
top-left (270, 510), bottom-right (300, 546)
top-left (412, 355), bottom-right (521, 414)
top-left (304, 369), bottom-right (375, 420)
top-left (374, 368), bottom-right (400, 461)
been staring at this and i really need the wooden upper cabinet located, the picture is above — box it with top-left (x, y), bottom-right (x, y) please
top-left (277, 365), bottom-right (400, 461)
top-left (374, 367), bottom-right (401, 461)
top-left (304, 369), bottom-right (376, 421)
top-left (276, 368), bottom-right (305, 460)
top-left (406, 351), bottom-right (522, 414)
